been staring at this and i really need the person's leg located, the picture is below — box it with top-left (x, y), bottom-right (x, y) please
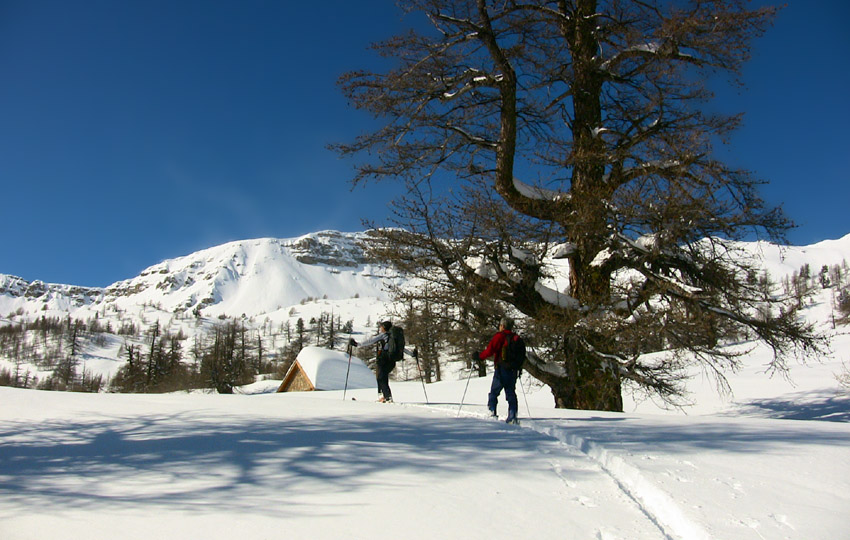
top-left (376, 358), bottom-right (392, 402)
top-left (382, 368), bottom-right (393, 402)
top-left (375, 369), bottom-right (384, 401)
top-left (503, 368), bottom-right (519, 422)
top-left (376, 370), bottom-right (388, 401)
top-left (487, 368), bottom-right (504, 416)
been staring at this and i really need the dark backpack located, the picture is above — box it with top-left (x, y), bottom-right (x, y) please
top-left (387, 326), bottom-right (405, 362)
top-left (501, 333), bottom-right (526, 370)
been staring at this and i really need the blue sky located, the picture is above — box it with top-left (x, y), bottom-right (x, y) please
top-left (1, 1), bottom-right (848, 287)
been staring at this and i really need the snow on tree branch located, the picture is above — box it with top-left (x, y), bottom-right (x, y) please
top-left (512, 177), bottom-right (571, 202)
top-left (534, 281), bottom-right (581, 311)
top-left (446, 125), bottom-right (498, 148)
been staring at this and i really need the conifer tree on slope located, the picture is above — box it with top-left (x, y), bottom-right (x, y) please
top-left (335, 0), bottom-right (823, 411)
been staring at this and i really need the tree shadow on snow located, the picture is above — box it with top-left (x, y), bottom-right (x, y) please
top-left (0, 410), bottom-right (558, 516)
top-left (734, 391), bottom-right (850, 422)
top-left (533, 411), bottom-right (850, 457)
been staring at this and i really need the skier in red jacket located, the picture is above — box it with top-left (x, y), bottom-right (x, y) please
top-left (474, 317), bottom-right (519, 424)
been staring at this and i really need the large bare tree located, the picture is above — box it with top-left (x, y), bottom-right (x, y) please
top-left (335, 0), bottom-right (823, 411)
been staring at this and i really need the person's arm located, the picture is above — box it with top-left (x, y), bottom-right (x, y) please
top-left (351, 332), bottom-right (387, 349)
top-left (479, 332), bottom-right (506, 361)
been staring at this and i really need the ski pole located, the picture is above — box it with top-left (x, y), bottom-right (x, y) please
top-left (412, 348), bottom-right (429, 404)
top-left (456, 360), bottom-right (476, 417)
top-left (343, 334), bottom-right (353, 401)
top-left (519, 345), bottom-right (539, 418)
top-left (519, 368), bottom-right (531, 419)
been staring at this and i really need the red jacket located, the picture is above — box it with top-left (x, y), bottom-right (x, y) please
top-left (479, 329), bottom-right (514, 366)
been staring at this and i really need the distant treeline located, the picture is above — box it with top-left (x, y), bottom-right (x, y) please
top-left (0, 310), bottom-right (356, 394)
top-left (2, 261), bottom-right (849, 393)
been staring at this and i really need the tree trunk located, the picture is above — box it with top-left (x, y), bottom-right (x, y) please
top-left (523, 332), bottom-right (623, 412)
top-left (562, 333), bottom-right (623, 411)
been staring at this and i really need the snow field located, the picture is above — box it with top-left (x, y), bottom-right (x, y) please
top-left (2, 232), bottom-right (850, 538)
top-left (5, 348), bottom-right (849, 540)
top-left (2, 386), bottom-right (668, 540)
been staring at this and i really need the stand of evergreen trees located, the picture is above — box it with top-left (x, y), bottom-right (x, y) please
top-left (0, 309), bottom-right (355, 394)
top-left (2, 261), bottom-right (849, 394)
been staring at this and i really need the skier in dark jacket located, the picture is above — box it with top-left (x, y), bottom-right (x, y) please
top-left (474, 317), bottom-right (519, 424)
top-left (350, 321), bottom-right (396, 403)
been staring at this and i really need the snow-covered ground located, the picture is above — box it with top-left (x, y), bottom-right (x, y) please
top-left (2, 232), bottom-right (850, 538)
top-left (2, 333), bottom-right (848, 540)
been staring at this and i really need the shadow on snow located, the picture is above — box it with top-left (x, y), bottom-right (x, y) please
top-left (0, 411), bottom-right (553, 516)
top-left (733, 391), bottom-right (850, 423)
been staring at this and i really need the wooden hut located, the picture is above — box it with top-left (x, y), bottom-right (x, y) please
top-left (277, 346), bottom-right (375, 392)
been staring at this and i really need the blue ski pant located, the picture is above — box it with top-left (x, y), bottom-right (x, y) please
top-left (488, 365), bottom-right (518, 418)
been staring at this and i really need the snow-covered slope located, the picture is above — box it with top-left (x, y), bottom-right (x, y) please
top-left (1, 369), bottom-right (847, 540)
top-left (0, 230), bottom-right (395, 319)
top-left (4, 231), bottom-right (850, 323)
top-left (753, 234), bottom-right (850, 277)
top-left (2, 230), bottom-right (850, 387)
top-left (1, 231), bottom-right (848, 539)
top-left (0, 230), bottom-right (403, 381)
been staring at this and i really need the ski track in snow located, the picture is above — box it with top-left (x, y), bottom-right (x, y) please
top-left (526, 420), bottom-right (709, 540)
top-left (410, 403), bottom-right (705, 540)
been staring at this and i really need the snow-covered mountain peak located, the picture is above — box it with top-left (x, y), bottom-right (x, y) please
top-left (3, 229), bottom-right (850, 325)
top-left (1, 230), bottom-right (396, 320)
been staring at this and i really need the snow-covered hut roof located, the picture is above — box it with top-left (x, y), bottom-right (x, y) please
top-left (278, 346), bottom-right (375, 392)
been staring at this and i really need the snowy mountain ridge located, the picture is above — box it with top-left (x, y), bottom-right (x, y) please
top-left (2, 229), bottom-right (850, 385)
top-left (4, 230), bottom-right (850, 323)
top-left (0, 230), bottom-right (396, 321)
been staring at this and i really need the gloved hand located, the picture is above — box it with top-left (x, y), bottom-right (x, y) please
top-left (349, 338), bottom-right (358, 347)
top-left (412, 347), bottom-right (418, 359)
top-left (471, 351), bottom-right (480, 363)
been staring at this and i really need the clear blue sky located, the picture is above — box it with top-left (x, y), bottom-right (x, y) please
top-left (1, 1), bottom-right (848, 287)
